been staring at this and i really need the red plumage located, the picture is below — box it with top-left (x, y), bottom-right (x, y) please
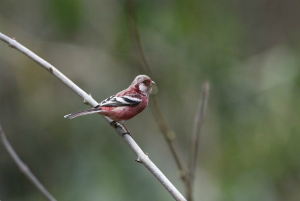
top-left (64, 75), bottom-right (155, 133)
top-left (99, 90), bottom-right (149, 121)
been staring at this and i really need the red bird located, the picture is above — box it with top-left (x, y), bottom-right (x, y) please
top-left (64, 75), bottom-right (156, 135)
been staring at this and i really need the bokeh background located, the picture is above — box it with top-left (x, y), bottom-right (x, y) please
top-left (1, 0), bottom-right (300, 200)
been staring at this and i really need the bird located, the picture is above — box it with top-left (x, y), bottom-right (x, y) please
top-left (64, 75), bottom-right (156, 135)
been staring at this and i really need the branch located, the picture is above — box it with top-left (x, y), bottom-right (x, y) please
top-left (0, 123), bottom-right (57, 201)
top-left (187, 81), bottom-right (210, 201)
top-left (126, 0), bottom-right (188, 183)
top-left (0, 32), bottom-right (186, 201)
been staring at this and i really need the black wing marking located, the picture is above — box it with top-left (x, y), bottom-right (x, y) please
top-left (99, 95), bottom-right (141, 107)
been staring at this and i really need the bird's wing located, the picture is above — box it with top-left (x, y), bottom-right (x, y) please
top-left (97, 95), bottom-right (142, 107)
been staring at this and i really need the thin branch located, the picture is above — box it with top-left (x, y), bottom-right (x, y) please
top-left (187, 81), bottom-right (210, 201)
top-left (189, 81), bottom-right (210, 180)
top-left (149, 98), bottom-right (187, 179)
top-left (126, 0), bottom-right (188, 183)
top-left (0, 123), bottom-right (57, 201)
top-left (0, 32), bottom-right (186, 201)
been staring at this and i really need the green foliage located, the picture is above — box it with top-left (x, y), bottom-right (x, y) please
top-left (50, 0), bottom-right (83, 35)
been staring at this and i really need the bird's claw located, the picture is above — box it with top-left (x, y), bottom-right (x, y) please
top-left (110, 121), bottom-right (118, 128)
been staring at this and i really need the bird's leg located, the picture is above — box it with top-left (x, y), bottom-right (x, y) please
top-left (121, 122), bottom-right (131, 137)
top-left (110, 121), bottom-right (131, 136)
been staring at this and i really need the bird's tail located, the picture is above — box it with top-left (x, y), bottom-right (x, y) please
top-left (64, 108), bottom-right (101, 119)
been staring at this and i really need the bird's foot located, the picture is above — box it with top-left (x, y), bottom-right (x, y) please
top-left (110, 121), bottom-right (119, 128)
top-left (110, 121), bottom-right (132, 137)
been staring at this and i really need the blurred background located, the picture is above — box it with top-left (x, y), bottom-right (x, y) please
top-left (1, 0), bottom-right (300, 200)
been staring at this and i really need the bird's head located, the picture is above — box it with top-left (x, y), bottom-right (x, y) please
top-left (131, 75), bottom-right (156, 96)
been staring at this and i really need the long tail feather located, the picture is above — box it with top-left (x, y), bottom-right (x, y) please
top-left (64, 108), bottom-right (101, 119)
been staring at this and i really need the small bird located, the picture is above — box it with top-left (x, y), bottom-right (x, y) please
top-left (64, 75), bottom-right (156, 135)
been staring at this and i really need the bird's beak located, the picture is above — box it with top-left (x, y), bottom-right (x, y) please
top-left (150, 81), bottom-right (156, 86)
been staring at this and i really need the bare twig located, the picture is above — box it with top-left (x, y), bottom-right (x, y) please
top-left (0, 32), bottom-right (186, 201)
top-left (0, 123), bottom-right (57, 201)
top-left (126, 0), bottom-right (188, 183)
top-left (187, 82), bottom-right (210, 201)
top-left (126, 3), bottom-right (211, 199)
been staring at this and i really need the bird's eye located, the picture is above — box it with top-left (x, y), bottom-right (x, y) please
top-left (142, 80), bottom-right (147, 84)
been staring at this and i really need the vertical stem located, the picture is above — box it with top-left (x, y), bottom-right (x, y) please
top-left (187, 82), bottom-right (210, 200)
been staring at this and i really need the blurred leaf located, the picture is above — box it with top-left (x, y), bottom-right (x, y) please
top-left (50, 0), bottom-right (83, 35)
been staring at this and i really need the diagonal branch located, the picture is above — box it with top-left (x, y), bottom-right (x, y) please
top-left (126, 0), bottom-right (188, 183)
top-left (0, 123), bottom-right (57, 201)
top-left (187, 81), bottom-right (210, 201)
top-left (0, 32), bottom-right (186, 201)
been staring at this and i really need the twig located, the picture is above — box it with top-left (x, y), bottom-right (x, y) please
top-left (126, 0), bottom-right (188, 183)
top-left (187, 82), bottom-right (210, 201)
top-left (0, 123), bottom-right (57, 201)
top-left (0, 32), bottom-right (186, 201)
